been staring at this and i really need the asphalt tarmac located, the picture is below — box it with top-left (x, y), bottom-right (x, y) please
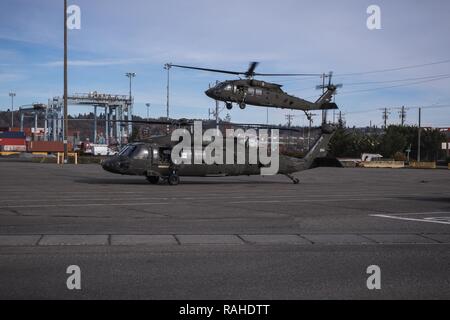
top-left (0, 162), bottom-right (449, 299)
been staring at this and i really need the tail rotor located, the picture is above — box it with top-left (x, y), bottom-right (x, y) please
top-left (315, 72), bottom-right (342, 124)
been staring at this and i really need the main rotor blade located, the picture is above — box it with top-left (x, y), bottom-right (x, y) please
top-left (227, 122), bottom-right (302, 132)
top-left (169, 64), bottom-right (243, 76)
top-left (170, 63), bottom-right (322, 78)
top-left (254, 73), bottom-right (322, 77)
top-left (245, 62), bottom-right (259, 77)
top-left (108, 119), bottom-right (302, 132)
top-left (108, 119), bottom-right (180, 125)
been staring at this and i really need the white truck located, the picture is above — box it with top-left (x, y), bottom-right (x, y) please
top-left (361, 153), bottom-right (383, 162)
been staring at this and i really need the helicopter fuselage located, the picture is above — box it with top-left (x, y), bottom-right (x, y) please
top-left (101, 125), bottom-right (337, 185)
top-left (205, 79), bottom-right (335, 111)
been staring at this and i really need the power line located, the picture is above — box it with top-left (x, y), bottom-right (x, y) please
top-left (343, 73), bottom-right (450, 86)
top-left (339, 75), bottom-right (450, 96)
top-left (287, 73), bottom-right (450, 95)
top-left (344, 104), bottom-right (450, 115)
top-left (335, 58), bottom-right (450, 77)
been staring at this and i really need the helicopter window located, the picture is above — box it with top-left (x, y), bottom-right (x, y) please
top-left (159, 147), bottom-right (172, 163)
top-left (224, 84), bottom-right (232, 91)
top-left (255, 89), bottom-right (263, 96)
top-left (247, 88), bottom-right (255, 96)
top-left (131, 145), bottom-right (149, 160)
top-left (118, 145), bottom-right (136, 157)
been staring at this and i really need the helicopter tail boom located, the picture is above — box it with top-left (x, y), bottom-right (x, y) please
top-left (317, 102), bottom-right (338, 110)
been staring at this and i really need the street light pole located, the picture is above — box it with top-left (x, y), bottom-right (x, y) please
top-left (164, 63), bottom-right (171, 119)
top-left (63, 0), bottom-right (68, 163)
top-left (417, 107), bottom-right (422, 163)
top-left (125, 72), bottom-right (136, 139)
top-left (9, 92), bottom-right (16, 128)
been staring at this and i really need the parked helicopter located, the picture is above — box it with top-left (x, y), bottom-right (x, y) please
top-left (168, 62), bottom-right (342, 114)
top-left (101, 119), bottom-right (337, 185)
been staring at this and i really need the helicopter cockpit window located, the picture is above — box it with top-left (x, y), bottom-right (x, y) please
top-left (131, 145), bottom-right (149, 160)
top-left (224, 84), bottom-right (232, 91)
top-left (118, 145), bottom-right (136, 157)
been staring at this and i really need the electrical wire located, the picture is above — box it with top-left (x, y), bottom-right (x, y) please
top-left (339, 75), bottom-right (450, 96)
top-left (335, 59), bottom-right (450, 77)
top-left (343, 73), bottom-right (450, 86)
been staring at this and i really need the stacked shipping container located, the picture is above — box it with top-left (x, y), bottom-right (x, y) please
top-left (0, 131), bottom-right (26, 152)
top-left (0, 130), bottom-right (73, 153)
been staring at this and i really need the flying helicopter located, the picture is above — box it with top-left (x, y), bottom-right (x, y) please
top-left (101, 118), bottom-right (337, 185)
top-left (168, 62), bottom-right (342, 115)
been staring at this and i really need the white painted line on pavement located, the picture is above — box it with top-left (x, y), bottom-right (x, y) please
top-left (370, 214), bottom-right (450, 225)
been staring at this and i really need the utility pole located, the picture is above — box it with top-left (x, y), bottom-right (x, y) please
top-left (125, 72), bottom-right (136, 139)
top-left (285, 114), bottom-right (295, 128)
top-left (146, 103), bottom-right (150, 121)
top-left (399, 105), bottom-right (407, 126)
top-left (382, 107), bottom-right (390, 129)
top-left (9, 92), bottom-right (16, 128)
top-left (63, 0), bottom-right (68, 163)
top-left (285, 114), bottom-right (295, 150)
top-left (306, 112), bottom-right (316, 150)
top-left (417, 107), bottom-right (422, 162)
top-left (208, 108), bottom-right (213, 120)
top-left (337, 111), bottom-right (345, 128)
top-left (266, 107), bottom-right (269, 125)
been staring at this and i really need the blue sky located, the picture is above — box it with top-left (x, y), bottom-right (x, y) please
top-left (0, 0), bottom-right (450, 127)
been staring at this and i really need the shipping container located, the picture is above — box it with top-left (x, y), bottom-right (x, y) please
top-left (0, 131), bottom-right (26, 139)
top-left (27, 141), bottom-right (73, 152)
top-left (0, 138), bottom-right (26, 146)
top-left (2, 145), bottom-right (27, 152)
top-left (9, 128), bottom-right (32, 135)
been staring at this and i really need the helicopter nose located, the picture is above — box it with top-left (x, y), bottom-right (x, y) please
top-left (101, 158), bottom-right (114, 172)
top-left (101, 157), bottom-right (121, 173)
top-left (205, 88), bottom-right (214, 98)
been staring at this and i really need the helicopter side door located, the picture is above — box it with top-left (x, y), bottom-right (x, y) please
top-left (129, 145), bottom-right (151, 175)
top-left (244, 87), bottom-right (264, 105)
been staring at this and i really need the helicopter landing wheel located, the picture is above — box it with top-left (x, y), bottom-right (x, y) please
top-left (226, 102), bottom-right (233, 110)
top-left (239, 103), bottom-right (246, 110)
top-left (146, 176), bottom-right (160, 184)
top-left (168, 173), bottom-right (180, 186)
top-left (285, 174), bottom-right (300, 184)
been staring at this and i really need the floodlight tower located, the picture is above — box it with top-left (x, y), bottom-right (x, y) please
top-left (9, 92), bottom-right (16, 128)
top-left (63, 0), bottom-right (68, 163)
top-left (125, 72), bottom-right (136, 137)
